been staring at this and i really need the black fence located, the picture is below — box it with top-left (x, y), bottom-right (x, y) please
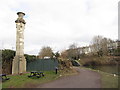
top-left (27, 59), bottom-right (59, 71)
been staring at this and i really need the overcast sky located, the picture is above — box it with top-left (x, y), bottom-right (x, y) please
top-left (0, 0), bottom-right (119, 55)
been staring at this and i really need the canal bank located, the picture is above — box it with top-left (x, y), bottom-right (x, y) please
top-left (85, 65), bottom-right (119, 75)
top-left (79, 56), bottom-right (120, 66)
top-left (79, 55), bottom-right (120, 75)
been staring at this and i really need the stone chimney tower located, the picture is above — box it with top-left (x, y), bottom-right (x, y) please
top-left (12, 12), bottom-right (26, 74)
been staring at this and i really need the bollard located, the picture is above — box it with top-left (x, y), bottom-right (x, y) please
top-left (55, 67), bottom-right (58, 74)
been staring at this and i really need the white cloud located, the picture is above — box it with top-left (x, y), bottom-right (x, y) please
top-left (0, 0), bottom-right (119, 55)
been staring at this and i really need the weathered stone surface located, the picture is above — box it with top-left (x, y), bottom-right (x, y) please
top-left (15, 19), bottom-right (26, 24)
top-left (15, 12), bottom-right (26, 24)
top-left (12, 12), bottom-right (26, 74)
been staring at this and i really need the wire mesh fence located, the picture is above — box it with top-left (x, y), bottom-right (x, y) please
top-left (26, 59), bottom-right (58, 71)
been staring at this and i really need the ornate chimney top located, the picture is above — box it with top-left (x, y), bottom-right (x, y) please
top-left (17, 12), bottom-right (25, 16)
top-left (15, 12), bottom-right (26, 24)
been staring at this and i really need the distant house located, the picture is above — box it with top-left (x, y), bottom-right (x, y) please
top-left (44, 56), bottom-right (50, 59)
top-left (107, 41), bottom-right (118, 50)
top-left (77, 46), bottom-right (91, 55)
top-left (107, 40), bottom-right (120, 55)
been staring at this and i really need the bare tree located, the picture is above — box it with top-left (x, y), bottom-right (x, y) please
top-left (91, 35), bottom-right (114, 56)
top-left (69, 43), bottom-right (77, 49)
top-left (67, 43), bottom-right (79, 60)
top-left (91, 35), bottom-right (103, 53)
top-left (60, 50), bottom-right (68, 59)
top-left (39, 46), bottom-right (53, 59)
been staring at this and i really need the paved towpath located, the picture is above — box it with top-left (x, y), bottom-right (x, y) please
top-left (37, 67), bottom-right (101, 88)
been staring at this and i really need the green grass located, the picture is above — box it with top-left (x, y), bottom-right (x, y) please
top-left (2, 71), bottom-right (60, 88)
top-left (99, 71), bottom-right (118, 88)
top-left (80, 67), bottom-right (118, 88)
top-left (3, 67), bottom-right (118, 88)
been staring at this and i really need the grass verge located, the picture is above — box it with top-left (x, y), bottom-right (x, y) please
top-left (99, 71), bottom-right (118, 88)
top-left (2, 68), bottom-right (77, 88)
top-left (2, 71), bottom-right (60, 88)
top-left (80, 67), bottom-right (118, 88)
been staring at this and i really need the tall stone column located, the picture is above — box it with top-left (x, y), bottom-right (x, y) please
top-left (12, 12), bottom-right (26, 74)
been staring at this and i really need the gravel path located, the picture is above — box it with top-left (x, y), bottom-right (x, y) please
top-left (37, 67), bottom-right (101, 88)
